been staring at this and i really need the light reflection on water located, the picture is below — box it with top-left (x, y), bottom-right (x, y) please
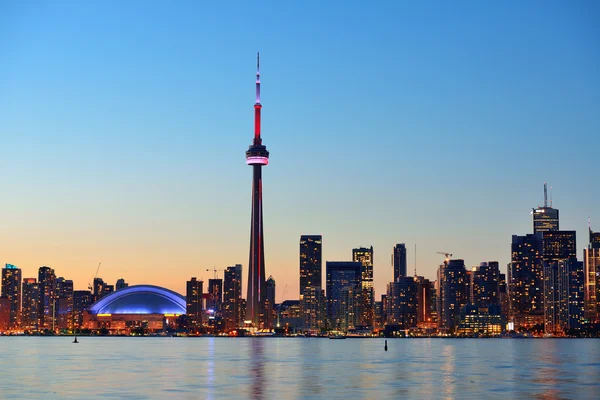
top-left (1, 337), bottom-right (599, 399)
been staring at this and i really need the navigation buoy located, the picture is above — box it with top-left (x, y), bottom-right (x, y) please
top-left (384, 339), bottom-right (388, 351)
top-left (73, 336), bottom-right (79, 343)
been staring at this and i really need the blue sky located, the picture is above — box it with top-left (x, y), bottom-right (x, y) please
top-left (0, 1), bottom-right (599, 298)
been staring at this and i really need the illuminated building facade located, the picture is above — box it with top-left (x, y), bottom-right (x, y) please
top-left (386, 276), bottom-right (418, 329)
top-left (55, 277), bottom-right (74, 331)
top-left (245, 53), bottom-right (270, 327)
top-left (392, 244), bottom-right (407, 281)
top-left (73, 290), bottom-right (93, 329)
top-left (415, 276), bottom-right (436, 328)
top-left (352, 246), bottom-right (374, 327)
top-left (458, 304), bottom-right (503, 335)
top-left (509, 233), bottom-right (544, 328)
top-left (186, 277), bottom-right (203, 328)
top-left (471, 262), bottom-right (501, 308)
top-left (0, 297), bottom-right (10, 331)
top-left (584, 226), bottom-right (600, 322)
top-left (543, 258), bottom-right (585, 333)
top-left (300, 235), bottom-right (322, 330)
top-left (1, 264), bottom-right (22, 328)
top-left (223, 264), bottom-right (243, 330)
top-left (208, 278), bottom-right (223, 314)
top-left (21, 278), bottom-right (39, 330)
top-left (38, 266), bottom-right (56, 329)
top-left (265, 276), bottom-right (276, 328)
top-left (326, 261), bottom-right (361, 331)
top-left (437, 259), bottom-right (468, 332)
top-left (83, 285), bottom-right (186, 333)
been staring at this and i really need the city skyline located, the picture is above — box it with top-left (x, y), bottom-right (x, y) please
top-left (1, 1), bottom-right (599, 300)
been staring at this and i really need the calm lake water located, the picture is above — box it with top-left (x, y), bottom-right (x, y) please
top-left (1, 337), bottom-right (599, 399)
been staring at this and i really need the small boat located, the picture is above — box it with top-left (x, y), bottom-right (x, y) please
top-left (73, 337), bottom-right (79, 343)
top-left (328, 333), bottom-right (346, 339)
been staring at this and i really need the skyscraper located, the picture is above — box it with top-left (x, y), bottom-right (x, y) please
top-left (246, 53), bottom-right (270, 327)
top-left (73, 290), bottom-right (93, 330)
top-left (265, 276), bottom-right (276, 328)
top-left (509, 233), bottom-right (544, 328)
top-left (21, 278), bottom-right (39, 330)
top-left (386, 276), bottom-right (418, 329)
top-left (38, 266), bottom-right (56, 330)
top-left (326, 261), bottom-right (362, 331)
top-left (223, 264), bottom-right (243, 330)
top-left (437, 259), bottom-right (468, 332)
top-left (186, 277), bottom-right (203, 329)
top-left (543, 258), bottom-right (585, 333)
top-left (208, 278), bottom-right (223, 314)
top-left (584, 225), bottom-right (600, 322)
top-left (300, 235), bottom-right (322, 330)
top-left (532, 183), bottom-right (559, 233)
top-left (116, 278), bottom-right (129, 290)
top-left (392, 244), bottom-right (407, 281)
top-left (471, 262), bottom-right (501, 308)
top-left (542, 230), bottom-right (577, 263)
top-left (55, 277), bottom-right (74, 331)
top-left (1, 264), bottom-right (22, 328)
top-left (414, 276), bottom-right (436, 328)
top-left (353, 246), bottom-right (374, 327)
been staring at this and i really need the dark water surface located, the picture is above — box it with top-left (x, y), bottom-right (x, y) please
top-left (1, 337), bottom-right (599, 399)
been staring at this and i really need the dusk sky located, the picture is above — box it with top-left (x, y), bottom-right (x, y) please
top-left (1, 1), bottom-right (598, 300)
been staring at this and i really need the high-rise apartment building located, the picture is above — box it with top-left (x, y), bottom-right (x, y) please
top-left (471, 262), bottom-right (501, 308)
top-left (414, 276), bottom-right (436, 328)
top-left (73, 290), bottom-right (93, 329)
top-left (208, 278), bottom-right (223, 314)
top-left (584, 226), bottom-right (600, 322)
top-left (386, 276), bottom-right (418, 329)
top-left (437, 259), bottom-right (468, 332)
top-left (21, 278), bottom-right (39, 330)
top-left (1, 264), bottom-right (22, 328)
top-left (352, 246), bottom-right (374, 327)
top-left (543, 258), bottom-right (585, 333)
top-left (392, 244), bottom-right (407, 282)
top-left (326, 261), bottom-right (362, 331)
top-left (300, 235), bottom-right (322, 330)
top-left (186, 277), bottom-right (203, 329)
top-left (265, 276), bottom-right (276, 328)
top-left (55, 277), bottom-right (74, 330)
top-left (38, 266), bottom-right (56, 330)
top-left (223, 264), bottom-right (243, 330)
top-left (116, 278), bottom-right (129, 290)
top-left (509, 233), bottom-right (544, 328)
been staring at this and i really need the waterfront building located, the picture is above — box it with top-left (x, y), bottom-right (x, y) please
top-left (326, 261), bottom-right (361, 331)
top-left (386, 276), bottom-right (418, 329)
top-left (584, 226), bottom-right (600, 322)
top-left (55, 277), bottom-right (74, 330)
top-left (1, 264), bottom-right (22, 328)
top-left (265, 276), bottom-right (276, 328)
top-left (208, 278), bottom-right (223, 314)
top-left (0, 297), bottom-right (10, 332)
top-left (471, 262), bottom-right (501, 308)
top-left (392, 244), bottom-right (407, 281)
top-left (21, 278), bottom-right (39, 330)
top-left (457, 304), bottom-right (503, 335)
top-left (186, 277), bottom-right (203, 329)
top-left (73, 290), bottom-right (93, 329)
top-left (543, 258), bottom-right (585, 333)
top-left (352, 246), bottom-right (374, 327)
top-left (223, 264), bottom-right (243, 330)
top-left (437, 259), bottom-right (468, 332)
top-left (415, 276), bottom-right (436, 329)
top-left (300, 235), bottom-right (322, 330)
top-left (38, 266), bottom-right (56, 329)
top-left (83, 285), bottom-right (185, 333)
top-left (509, 233), bottom-right (544, 328)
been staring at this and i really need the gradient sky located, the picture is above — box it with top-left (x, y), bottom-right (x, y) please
top-left (1, 1), bottom-right (599, 300)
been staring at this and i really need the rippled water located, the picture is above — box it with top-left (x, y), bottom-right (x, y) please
top-left (1, 337), bottom-right (599, 399)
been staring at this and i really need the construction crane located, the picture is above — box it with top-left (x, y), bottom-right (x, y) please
top-left (88, 262), bottom-right (102, 291)
top-left (437, 252), bottom-right (452, 263)
top-left (206, 267), bottom-right (227, 280)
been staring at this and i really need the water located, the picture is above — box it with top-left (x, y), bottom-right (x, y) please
top-left (1, 337), bottom-right (599, 399)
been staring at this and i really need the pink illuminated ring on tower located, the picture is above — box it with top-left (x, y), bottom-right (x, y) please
top-left (246, 156), bottom-right (269, 165)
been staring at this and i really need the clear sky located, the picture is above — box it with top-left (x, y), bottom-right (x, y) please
top-left (1, 1), bottom-right (599, 300)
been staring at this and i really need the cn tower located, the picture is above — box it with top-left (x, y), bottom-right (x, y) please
top-left (245, 53), bottom-right (269, 327)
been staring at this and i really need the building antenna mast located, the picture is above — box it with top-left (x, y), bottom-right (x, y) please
top-left (544, 182), bottom-right (548, 207)
top-left (414, 244), bottom-right (417, 277)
